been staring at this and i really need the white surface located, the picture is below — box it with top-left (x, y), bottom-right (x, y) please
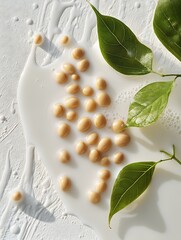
top-left (1, 0), bottom-right (181, 240)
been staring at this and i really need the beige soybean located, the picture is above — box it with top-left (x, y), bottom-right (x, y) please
top-left (65, 96), bottom-right (80, 109)
top-left (72, 48), bottom-right (85, 59)
top-left (99, 169), bottom-right (111, 181)
top-left (71, 74), bottom-right (80, 81)
top-left (96, 180), bottom-right (107, 193)
top-left (76, 141), bottom-right (88, 155)
top-left (82, 86), bottom-right (94, 96)
top-left (100, 157), bottom-right (111, 167)
top-left (60, 35), bottom-right (69, 45)
top-left (113, 152), bottom-right (124, 164)
top-left (88, 191), bottom-right (101, 204)
top-left (97, 92), bottom-right (111, 107)
top-left (112, 119), bottom-right (125, 133)
top-left (115, 133), bottom-right (131, 147)
top-left (89, 149), bottom-right (101, 162)
top-left (59, 176), bottom-right (71, 191)
top-left (97, 138), bottom-right (112, 153)
top-left (11, 191), bottom-right (23, 202)
top-left (77, 59), bottom-right (90, 72)
top-left (66, 111), bottom-right (77, 122)
top-left (63, 63), bottom-right (76, 75)
top-left (55, 71), bottom-right (68, 84)
top-left (86, 132), bottom-right (99, 145)
top-left (53, 104), bottom-right (65, 117)
top-left (85, 98), bottom-right (97, 112)
top-left (66, 83), bottom-right (80, 94)
top-left (94, 114), bottom-right (107, 128)
top-left (58, 123), bottom-right (71, 138)
top-left (59, 150), bottom-right (71, 163)
top-left (96, 78), bottom-right (107, 90)
top-left (34, 34), bottom-right (44, 45)
top-left (77, 117), bottom-right (92, 132)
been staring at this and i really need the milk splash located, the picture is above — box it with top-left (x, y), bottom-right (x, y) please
top-left (1, 1), bottom-right (181, 240)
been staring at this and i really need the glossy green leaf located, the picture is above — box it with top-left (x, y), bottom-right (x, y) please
top-left (127, 81), bottom-right (174, 127)
top-left (109, 161), bottom-right (157, 225)
top-left (90, 4), bottom-right (153, 75)
top-left (153, 0), bottom-right (181, 62)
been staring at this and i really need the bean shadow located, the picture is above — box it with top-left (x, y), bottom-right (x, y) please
top-left (20, 193), bottom-right (55, 222)
top-left (35, 36), bottom-right (63, 66)
top-left (118, 168), bottom-right (181, 239)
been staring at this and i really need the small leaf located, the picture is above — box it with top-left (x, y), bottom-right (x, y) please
top-left (90, 4), bottom-right (153, 75)
top-left (127, 81), bottom-right (174, 127)
top-left (109, 161), bottom-right (157, 225)
top-left (153, 0), bottom-right (181, 62)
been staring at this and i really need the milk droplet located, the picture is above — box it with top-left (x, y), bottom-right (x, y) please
top-left (12, 16), bottom-right (19, 22)
top-left (26, 18), bottom-right (34, 25)
top-left (135, 2), bottom-right (141, 8)
top-left (32, 3), bottom-right (39, 10)
top-left (10, 225), bottom-right (20, 234)
top-left (13, 171), bottom-right (18, 176)
top-left (0, 115), bottom-right (7, 123)
top-left (42, 179), bottom-right (51, 188)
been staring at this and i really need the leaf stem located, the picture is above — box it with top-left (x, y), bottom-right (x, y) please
top-left (160, 145), bottom-right (181, 165)
top-left (161, 74), bottom-right (181, 79)
top-left (152, 70), bottom-right (181, 79)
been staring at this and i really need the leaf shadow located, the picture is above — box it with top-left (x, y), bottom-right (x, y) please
top-left (134, 122), bottom-right (181, 156)
top-left (20, 193), bottom-right (55, 222)
top-left (118, 168), bottom-right (181, 239)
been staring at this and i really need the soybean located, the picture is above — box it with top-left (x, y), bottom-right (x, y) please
top-left (77, 117), bottom-right (92, 132)
top-left (59, 176), bottom-right (71, 191)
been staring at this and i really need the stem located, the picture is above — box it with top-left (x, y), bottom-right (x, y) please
top-left (152, 70), bottom-right (181, 79)
top-left (174, 158), bottom-right (181, 166)
top-left (160, 150), bottom-right (172, 158)
top-left (160, 145), bottom-right (181, 165)
top-left (158, 158), bottom-right (173, 164)
top-left (162, 74), bottom-right (181, 79)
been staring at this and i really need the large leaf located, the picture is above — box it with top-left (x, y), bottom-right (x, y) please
top-left (90, 4), bottom-right (153, 75)
top-left (127, 80), bottom-right (174, 127)
top-left (153, 0), bottom-right (181, 62)
top-left (109, 161), bottom-right (157, 225)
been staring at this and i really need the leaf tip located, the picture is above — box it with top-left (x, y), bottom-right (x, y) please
top-left (108, 213), bottom-right (113, 228)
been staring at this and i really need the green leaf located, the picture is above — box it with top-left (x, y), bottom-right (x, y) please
top-left (90, 4), bottom-right (153, 75)
top-left (153, 0), bottom-right (181, 62)
top-left (127, 80), bottom-right (174, 127)
top-left (109, 161), bottom-right (157, 225)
